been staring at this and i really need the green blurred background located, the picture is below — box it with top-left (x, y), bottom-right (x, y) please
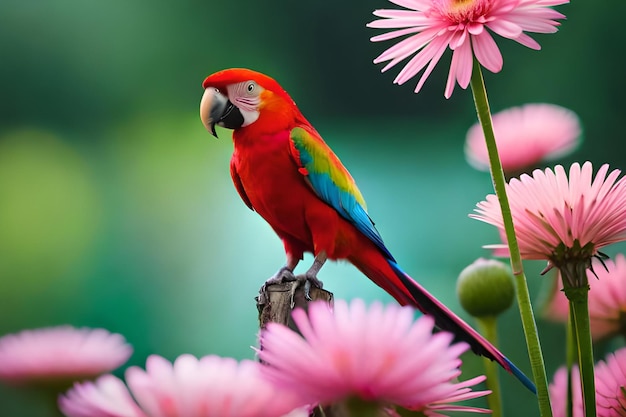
top-left (0, 1), bottom-right (624, 415)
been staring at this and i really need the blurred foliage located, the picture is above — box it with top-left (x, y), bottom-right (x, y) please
top-left (1, 0), bottom-right (625, 416)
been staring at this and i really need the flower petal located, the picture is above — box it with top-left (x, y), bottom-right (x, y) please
top-left (472, 32), bottom-right (503, 73)
top-left (445, 38), bottom-right (473, 98)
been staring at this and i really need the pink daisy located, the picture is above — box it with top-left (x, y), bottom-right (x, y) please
top-left (258, 299), bottom-right (490, 416)
top-left (367, 0), bottom-right (568, 98)
top-left (550, 348), bottom-right (626, 417)
top-left (549, 366), bottom-right (583, 417)
top-left (465, 103), bottom-right (581, 174)
top-left (544, 254), bottom-right (626, 342)
top-left (594, 347), bottom-right (626, 416)
top-left (59, 354), bottom-right (306, 417)
top-left (470, 162), bottom-right (626, 279)
top-left (0, 326), bottom-right (132, 387)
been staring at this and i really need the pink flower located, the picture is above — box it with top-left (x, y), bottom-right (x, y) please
top-left (258, 299), bottom-right (490, 415)
top-left (59, 354), bottom-right (305, 417)
top-left (544, 254), bottom-right (626, 342)
top-left (367, 0), bottom-right (568, 98)
top-left (465, 103), bottom-right (581, 174)
top-left (471, 162), bottom-right (626, 267)
top-left (550, 348), bottom-right (626, 417)
top-left (549, 366), bottom-right (583, 417)
top-left (0, 326), bottom-right (132, 387)
top-left (594, 347), bottom-right (626, 416)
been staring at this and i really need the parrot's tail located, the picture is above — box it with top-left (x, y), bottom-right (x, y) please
top-left (349, 249), bottom-right (536, 394)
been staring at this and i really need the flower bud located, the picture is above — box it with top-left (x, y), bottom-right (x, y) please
top-left (457, 258), bottom-right (515, 317)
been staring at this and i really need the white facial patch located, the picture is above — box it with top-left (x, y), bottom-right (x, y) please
top-left (226, 81), bottom-right (262, 127)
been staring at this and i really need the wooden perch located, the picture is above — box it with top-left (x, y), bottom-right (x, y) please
top-left (256, 276), bottom-right (334, 331)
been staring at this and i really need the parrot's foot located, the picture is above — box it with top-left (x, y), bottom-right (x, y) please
top-left (302, 271), bottom-right (323, 300)
top-left (290, 273), bottom-right (324, 304)
top-left (259, 267), bottom-right (324, 307)
top-left (264, 266), bottom-right (296, 287)
top-left (304, 271), bottom-right (323, 289)
top-left (301, 253), bottom-right (325, 300)
top-left (257, 267), bottom-right (296, 306)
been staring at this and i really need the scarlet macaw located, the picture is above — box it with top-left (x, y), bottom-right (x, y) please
top-left (199, 68), bottom-right (534, 392)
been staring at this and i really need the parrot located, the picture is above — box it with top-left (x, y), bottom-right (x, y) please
top-left (199, 68), bottom-right (535, 393)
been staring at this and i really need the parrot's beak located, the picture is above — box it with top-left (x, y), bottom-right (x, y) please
top-left (200, 88), bottom-right (244, 138)
top-left (200, 88), bottom-right (226, 137)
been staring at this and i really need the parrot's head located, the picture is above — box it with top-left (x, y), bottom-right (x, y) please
top-left (200, 68), bottom-right (303, 138)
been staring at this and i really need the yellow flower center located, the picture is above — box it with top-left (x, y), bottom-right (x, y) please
top-left (434, 0), bottom-right (490, 23)
top-left (452, 0), bottom-right (476, 9)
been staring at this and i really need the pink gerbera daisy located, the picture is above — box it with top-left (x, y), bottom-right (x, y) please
top-left (258, 299), bottom-right (490, 416)
top-left (465, 103), bottom-right (581, 175)
top-left (59, 354), bottom-right (305, 417)
top-left (471, 162), bottom-right (626, 285)
top-left (594, 347), bottom-right (626, 416)
top-left (0, 326), bottom-right (132, 387)
top-left (550, 348), bottom-right (626, 417)
top-left (367, 0), bottom-right (568, 98)
top-left (549, 366), bottom-right (584, 417)
top-left (544, 254), bottom-right (626, 342)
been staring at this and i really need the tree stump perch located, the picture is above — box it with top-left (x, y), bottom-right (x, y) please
top-left (256, 277), bottom-right (334, 331)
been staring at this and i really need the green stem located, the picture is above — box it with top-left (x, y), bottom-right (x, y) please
top-left (469, 57), bottom-right (552, 417)
top-left (566, 287), bottom-right (595, 417)
top-left (566, 301), bottom-right (578, 417)
top-left (476, 316), bottom-right (503, 417)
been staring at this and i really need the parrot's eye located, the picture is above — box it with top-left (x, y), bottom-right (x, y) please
top-left (246, 82), bottom-right (255, 93)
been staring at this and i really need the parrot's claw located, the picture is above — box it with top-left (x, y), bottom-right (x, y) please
top-left (290, 273), bottom-right (323, 305)
top-left (264, 266), bottom-right (296, 287)
top-left (259, 267), bottom-right (324, 306)
top-left (303, 252), bottom-right (326, 296)
top-left (302, 279), bottom-right (314, 302)
top-left (258, 264), bottom-right (324, 306)
top-left (304, 271), bottom-right (323, 289)
top-left (301, 272), bottom-right (323, 301)
top-left (257, 267), bottom-right (296, 306)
